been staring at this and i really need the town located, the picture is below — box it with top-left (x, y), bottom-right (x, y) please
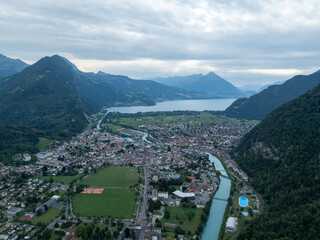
top-left (0, 112), bottom-right (261, 240)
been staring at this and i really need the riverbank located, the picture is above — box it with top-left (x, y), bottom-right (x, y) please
top-left (200, 153), bottom-right (231, 240)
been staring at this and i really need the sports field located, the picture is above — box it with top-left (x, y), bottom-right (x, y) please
top-left (78, 166), bottom-right (138, 187)
top-left (73, 166), bottom-right (139, 219)
top-left (73, 188), bottom-right (136, 219)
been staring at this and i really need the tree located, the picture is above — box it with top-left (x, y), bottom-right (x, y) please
top-left (36, 209), bottom-right (42, 216)
top-left (42, 229), bottom-right (52, 240)
top-left (75, 226), bottom-right (86, 238)
top-left (124, 228), bottom-right (130, 238)
top-left (155, 218), bottom-right (162, 228)
top-left (113, 230), bottom-right (119, 238)
top-left (164, 210), bottom-right (170, 219)
top-left (174, 226), bottom-right (185, 235)
top-left (42, 165), bottom-right (48, 176)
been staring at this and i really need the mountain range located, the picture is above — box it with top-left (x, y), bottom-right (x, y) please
top-left (0, 54), bottom-right (29, 78)
top-left (151, 72), bottom-right (245, 98)
top-left (0, 55), bottom-right (205, 136)
top-left (234, 82), bottom-right (320, 239)
top-left (0, 54), bottom-right (212, 162)
top-left (225, 70), bottom-right (320, 119)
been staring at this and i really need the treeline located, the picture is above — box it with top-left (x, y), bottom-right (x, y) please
top-left (104, 110), bottom-right (221, 121)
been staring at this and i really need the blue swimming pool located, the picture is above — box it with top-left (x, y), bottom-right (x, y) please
top-left (241, 212), bottom-right (248, 216)
top-left (239, 196), bottom-right (248, 207)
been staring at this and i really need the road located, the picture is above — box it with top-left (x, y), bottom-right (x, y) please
top-left (138, 163), bottom-right (148, 240)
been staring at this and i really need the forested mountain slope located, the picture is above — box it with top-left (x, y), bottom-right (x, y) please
top-left (225, 70), bottom-right (320, 119)
top-left (234, 84), bottom-right (320, 239)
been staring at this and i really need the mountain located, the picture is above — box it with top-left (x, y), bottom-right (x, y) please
top-left (257, 79), bottom-right (286, 92)
top-left (225, 70), bottom-right (320, 119)
top-left (0, 54), bottom-right (29, 78)
top-left (151, 72), bottom-right (244, 98)
top-left (234, 85), bottom-right (320, 239)
top-left (0, 55), bottom-right (88, 139)
top-left (0, 55), bottom-right (205, 142)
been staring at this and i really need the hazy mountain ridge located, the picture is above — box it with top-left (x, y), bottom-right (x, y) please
top-left (151, 72), bottom-right (244, 98)
top-left (234, 84), bottom-right (320, 239)
top-left (0, 54), bottom-right (29, 78)
top-left (225, 70), bottom-right (320, 119)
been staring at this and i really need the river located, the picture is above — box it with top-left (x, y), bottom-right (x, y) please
top-left (98, 99), bottom-right (233, 238)
top-left (106, 98), bottom-right (235, 113)
top-left (201, 153), bottom-right (231, 240)
top-left (121, 134), bottom-right (231, 240)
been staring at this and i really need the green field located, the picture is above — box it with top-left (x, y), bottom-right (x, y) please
top-left (161, 206), bottom-right (203, 234)
top-left (73, 166), bottom-right (139, 219)
top-left (110, 113), bottom-right (259, 130)
top-left (36, 137), bottom-right (54, 151)
top-left (33, 208), bottom-right (60, 224)
top-left (73, 188), bottom-right (136, 219)
top-left (78, 166), bottom-right (138, 187)
top-left (37, 173), bottom-right (84, 185)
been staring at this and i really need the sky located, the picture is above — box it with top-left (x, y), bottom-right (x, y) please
top-left (1, 0), bottom-right (320, 88)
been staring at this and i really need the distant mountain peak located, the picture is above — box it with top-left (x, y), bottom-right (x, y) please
top-left (205, 71), bottom-right (219, 77)
top-left (151, 72), bottom-right (244, 98)
top-left (0, 53), bottom-right (29, 78)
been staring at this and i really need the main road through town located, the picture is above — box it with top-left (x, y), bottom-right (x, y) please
top-left (139, 163), bottom-right (148, 240)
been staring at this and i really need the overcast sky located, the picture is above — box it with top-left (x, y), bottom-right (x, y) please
top-left (1, 0), bottom-right (320, 87)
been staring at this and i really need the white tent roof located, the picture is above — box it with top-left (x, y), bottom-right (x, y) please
top-left (173, 190), bottom-right (195, 198)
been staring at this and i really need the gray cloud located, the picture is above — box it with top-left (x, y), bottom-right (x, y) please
top-left (1, 0), bottom-right (320, 86)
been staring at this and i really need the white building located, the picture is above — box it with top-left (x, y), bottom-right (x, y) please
top-left (158, 191), bottom-right (169, 199)
top-left (226, 217), bottom-right (237, 231)
top-left (172, 190), bottom-right (195, 199)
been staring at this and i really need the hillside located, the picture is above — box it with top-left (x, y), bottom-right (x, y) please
top-left (0, 55), bottom-right (209, 162)
top-left (225, 70), bottom-right (320, 119)
top-left (0, 125), bottom-right (39, 164)
top-left (0, 55), bottom-right (88, 139)
top-left (151, 72), bottom-right (244, 98)
top-left (0, 54), bottom-right (29, 78)
top-left (234, 85), bottom-right (320, 239)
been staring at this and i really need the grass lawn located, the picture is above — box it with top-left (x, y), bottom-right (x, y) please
top-left (73, 188), bottom-right (137, 219)
top-left (37, 173), bottom-right (84, 185)
top-left (161, 206), bottom-right (203, 234)
top-left (33, 208), bottom-right (60, 224)
top-left (78, 166), bottom-right (138, 188)
top-left (73, 166), bottom-right (139, 219)
top-left (36, 137), bottom-right (54, 151)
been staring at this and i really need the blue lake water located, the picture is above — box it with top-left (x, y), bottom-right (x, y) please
top-left (106, 98), bottom-right (235, 113)
top-left (201, 153), bottom-right (231, 240)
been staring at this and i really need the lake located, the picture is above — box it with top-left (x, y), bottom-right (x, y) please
top-left (106, 98), bottom-right (235, 113)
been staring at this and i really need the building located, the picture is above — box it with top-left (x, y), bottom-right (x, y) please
top-left (226, 217), bottom-right (237, 231)
top-left (172, 190), bottom-right (195, 199)
top-left (6, 207), bottom-right (22, 216)
top-left (158, 191), bottom-right (168, 199)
